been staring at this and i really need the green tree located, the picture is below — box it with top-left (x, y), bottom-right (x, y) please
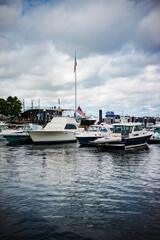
top-left (6, 96), bottom-right (22, 116)
top-left (0, 98), bottom-right (8, 116)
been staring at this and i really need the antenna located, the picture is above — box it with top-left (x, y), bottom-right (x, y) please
top-left (31, 99), bottom-right (34, 109)
top-left (23, 99), bottom-right (25, 111)
top-left (58, 98), bottom-right (60, 108)
top-left (38, 98), bottom-right (40, 109)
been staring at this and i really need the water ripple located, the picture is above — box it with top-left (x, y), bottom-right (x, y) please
top-left (0, 143), bottom-right (160, 239)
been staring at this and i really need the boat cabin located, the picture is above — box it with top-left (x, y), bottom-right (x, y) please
top-left (112, 123), bottom-right (143, 138)
top-left (87, 125), bottom-right (108, 132)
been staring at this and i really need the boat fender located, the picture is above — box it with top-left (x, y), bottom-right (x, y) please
top-left (97, 144), bottom-right (102, 151)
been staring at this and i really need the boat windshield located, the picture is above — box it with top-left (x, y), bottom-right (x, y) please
top-left (154, 128), bottom-right (160, 133)
top-left (113, 125), bottom-right (133, 134)
top-left (113, 126), bottom-right (122, 133)
top-left (88, 126), bottom-right (99, 132)
top-left (134, 125), bottom-right (142, 131)
top-left (100, 127), bottom-right (107, 132)
top-left (0, 125), bottom-right (7, 130)
top-left (65, 124), bottom-right (77, 129)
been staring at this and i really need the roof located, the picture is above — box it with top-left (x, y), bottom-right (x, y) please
top-left (105, 114), bottom-right (120, 117)
top-left (44, 116), bottom-right (79, 130)
top-left (113, 122), bottom-right (142, 126)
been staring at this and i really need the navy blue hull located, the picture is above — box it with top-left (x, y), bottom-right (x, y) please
top-left (101, 135), bottom-right (152, 150)
top-left (148, 138), bottom-right (160, 144)
top-left (33, 139), bottom-right (77, 145)
top-left (76, 136), bottom-right (99, 146)
top-left (123, 135), bottom-right (151, 148)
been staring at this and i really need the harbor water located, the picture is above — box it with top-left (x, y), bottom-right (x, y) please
top-left (0, 141), bottom-right (160, 240)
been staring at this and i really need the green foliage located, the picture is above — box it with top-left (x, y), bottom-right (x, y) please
top-left (0, 96), bottom-right (22, 117)
top-left (0, 98), bottom-right (8, 116)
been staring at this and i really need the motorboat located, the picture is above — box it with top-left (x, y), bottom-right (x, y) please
top-left (28, 116), bottom-right (79, 145)
top-left (75, 122), bottom-right (113, 146)
top-left (3, 124), bottom-right (42, 144)
top-left (0, 122), bottom-right (8, 140)
top-left (0, 122), bottom-right (23, 141)
top-left (91, 122), bottom-right (152, 150)
top-left (148, 123), bottom-right (160, 144)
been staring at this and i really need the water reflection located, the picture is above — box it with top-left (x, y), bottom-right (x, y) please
top-left (0, 143), bottom-right (160, 240)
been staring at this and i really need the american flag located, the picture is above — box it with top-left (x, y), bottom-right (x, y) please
top-left (77, 106), bottom-right (85, 117)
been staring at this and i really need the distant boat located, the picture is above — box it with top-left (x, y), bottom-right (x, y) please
top-left (148, 123), bottom-right (160, 144)
top-left (75, 122), bottom-right (112, 146)
top-left (91, 122), bottom-right (152, 150)
top-left (0, 122), bottom-right (23, 141)
top-left (0, 122), bottom-right (8, 140)
top-left (28, 116), bottom-right (79, 145)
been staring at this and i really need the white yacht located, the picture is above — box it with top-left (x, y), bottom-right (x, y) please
top-left (28, 116), bottom-right (79, 145)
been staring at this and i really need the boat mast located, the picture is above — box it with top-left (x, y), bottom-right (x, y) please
top-left (74, 51), bottom-right (77, 118)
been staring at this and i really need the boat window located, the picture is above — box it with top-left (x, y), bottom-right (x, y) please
top-left (113, 126), bottom-right (121, 133)
top-left (100, 128), bottom-right (107, 132)
top-left (1, 125), bottom-right (7, 130)
top-left (124, 126), bottom-right (129, 131)
top-left (129, 126), bottom-right (133, 133)
top-left (134, 125), bottom-right (142, 131)
top-left (154, 128), bottom-right (160, 132)
top-left (65, 124), bottom-right (77, 129)
top-left (88, 126), bottom-right (98, 131)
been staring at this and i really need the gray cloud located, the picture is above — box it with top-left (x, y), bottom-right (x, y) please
top-left (135, 7), bottom-right (160, 52)
top-left (0, 0), bottom-right (159, 117)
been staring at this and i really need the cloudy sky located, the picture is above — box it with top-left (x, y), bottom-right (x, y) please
top-left (0, 0), bottom-right (160, 117)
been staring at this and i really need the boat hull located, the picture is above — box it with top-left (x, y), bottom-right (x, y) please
top-left (76, 136), bottom-right (100, 146)
top-left (3, 134), bottom-right (32, 144)
top-left (28, 130), bottom-right (77, 145)
top-left (148, 138), bottom-right (160, 144)
top-left (99, 134), bottom-right (152, 150)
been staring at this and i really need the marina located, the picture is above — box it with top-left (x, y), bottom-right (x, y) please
top-left (0, 141), bottom-right (160, 240)
top-left (0, 112), bottom-right (159, 240)
top-left (0, 1), bottom-right (160, 239)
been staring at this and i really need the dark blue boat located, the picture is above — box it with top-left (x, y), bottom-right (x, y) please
top-left (92, 122), bottom-right (152, 150)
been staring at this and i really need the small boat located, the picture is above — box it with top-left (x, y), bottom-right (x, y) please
top-left (0, 122), bottom-right (24, 141)
top-left (91, 122), bottom-right (152, 150)
top-left (148, 124), bottom-right (160, 144)
top-left (3, 124), bottom-right (42, 144)
top-left (75, 122), bottom-right (112, 146)
top-left (28, 116), bottom-right (79, 145)
top-left (0, 122), bottom-right (8, 141)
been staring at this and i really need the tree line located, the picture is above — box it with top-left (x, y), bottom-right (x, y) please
top-left (0, 96), bottom-right (22, 117)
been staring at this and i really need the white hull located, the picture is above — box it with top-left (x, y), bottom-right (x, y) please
top-left (28, 130), bottom-right (77, 144)
top-left (28, 117), bottom-right (79, 145)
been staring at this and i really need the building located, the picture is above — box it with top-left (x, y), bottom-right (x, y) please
top-left (21, 107), bottom-right (73, 124)
top-left (105, 111), bottom-right (121, 124)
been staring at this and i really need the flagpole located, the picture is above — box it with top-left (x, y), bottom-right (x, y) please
top-left (74, 51), bottom-right (77, 119)
top-left (75, 68), bottom-right (77, 118)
